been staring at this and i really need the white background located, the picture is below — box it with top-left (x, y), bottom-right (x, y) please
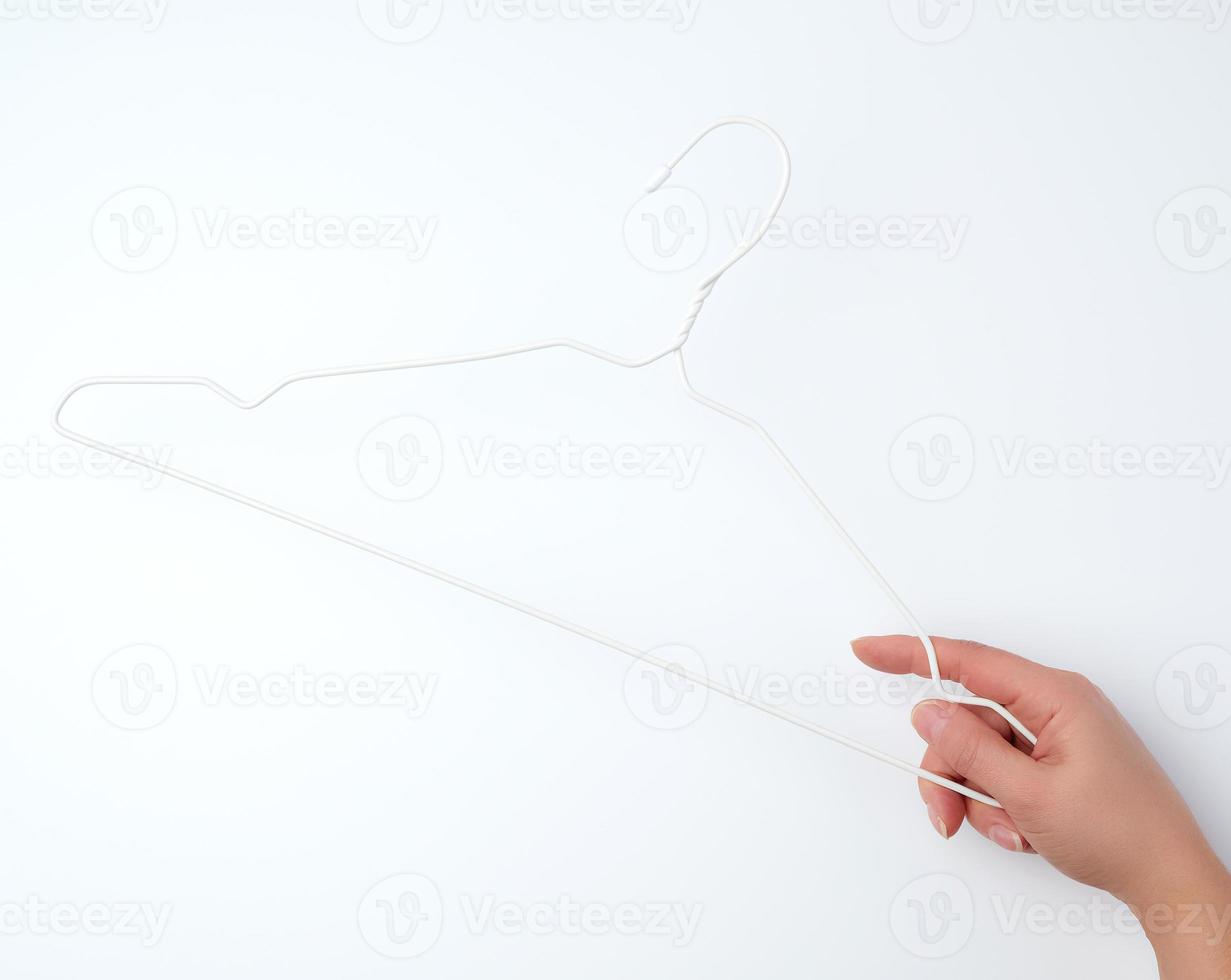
top-left (2, 1), bottom-right (1230, 976)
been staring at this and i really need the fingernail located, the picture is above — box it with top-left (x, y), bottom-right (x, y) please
top-left (927, 805), bottom-right (949, 840)
top-left (989, 825), bottom-right (1024, 852)
top-left (910, 699), bottom-right (952, 742)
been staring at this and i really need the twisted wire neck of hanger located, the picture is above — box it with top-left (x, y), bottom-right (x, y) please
top-left (647, 116), bottom-right (793, 351)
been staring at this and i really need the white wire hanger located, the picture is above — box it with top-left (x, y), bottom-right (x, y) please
top-left (55, 116), bottom-right (1035, 809)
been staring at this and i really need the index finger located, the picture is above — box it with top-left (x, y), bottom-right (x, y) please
top-left (850, 634), bottom-right (1066, 732)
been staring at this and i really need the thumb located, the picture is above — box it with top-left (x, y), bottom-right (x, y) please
top-left (911, 699), bottom-right (1035, 804)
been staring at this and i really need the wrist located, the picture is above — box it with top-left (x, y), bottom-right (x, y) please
top-left (1121, 853), bottom-right (1231, 978)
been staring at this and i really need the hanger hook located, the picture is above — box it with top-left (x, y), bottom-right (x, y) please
top-left (642, 115), bottom-right (792, 350)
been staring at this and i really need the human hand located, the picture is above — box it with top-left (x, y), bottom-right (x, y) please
top-left (852, 635), bottom-right (1231, 978)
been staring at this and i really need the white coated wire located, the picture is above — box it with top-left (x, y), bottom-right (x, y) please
top-left (54, 116), bottom-right (1034, 810)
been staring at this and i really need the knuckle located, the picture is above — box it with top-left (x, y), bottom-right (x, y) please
top-left (1063, 671), bottom-right (1099, 699)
